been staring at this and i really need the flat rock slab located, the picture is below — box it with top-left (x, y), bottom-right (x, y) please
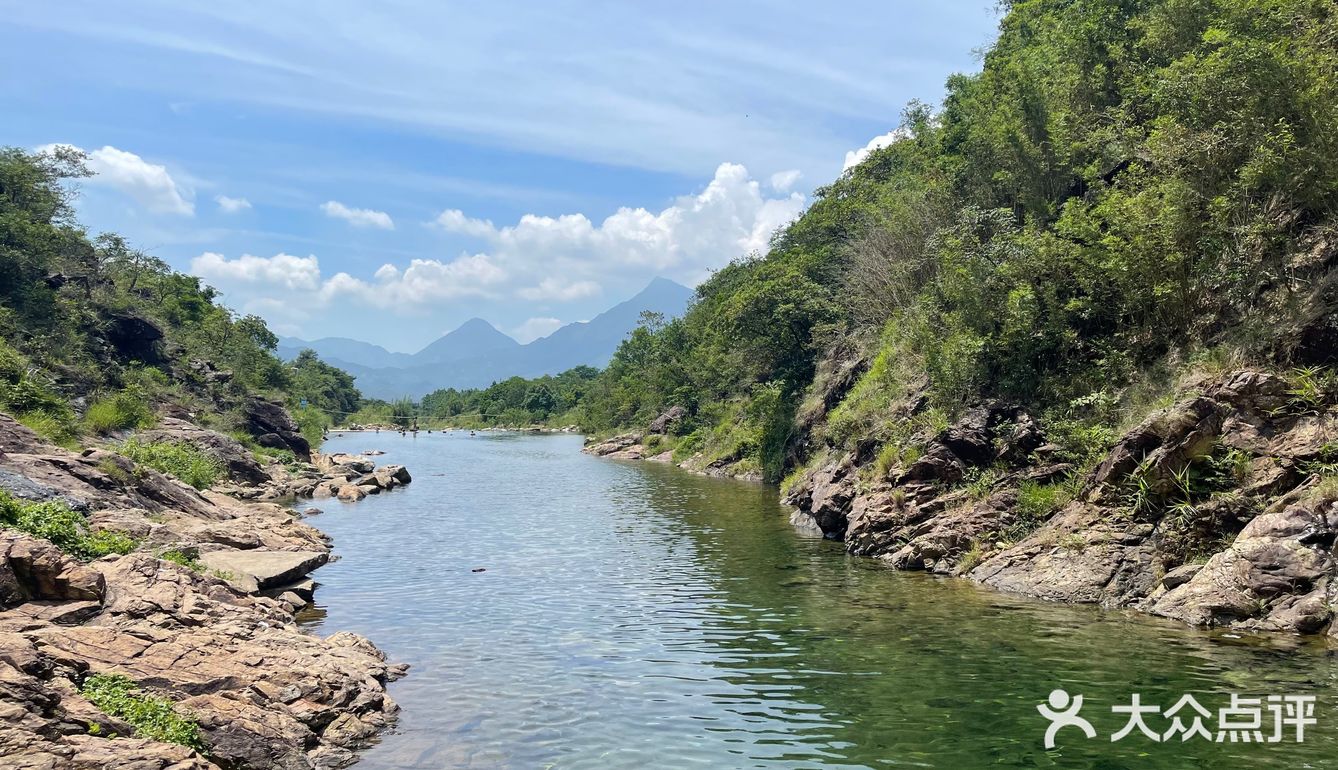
top-left (200, 549), bottom-right (328, 594)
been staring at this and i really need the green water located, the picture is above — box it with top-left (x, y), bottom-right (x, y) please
top-left (299, 431), bottom-right (1338, 769)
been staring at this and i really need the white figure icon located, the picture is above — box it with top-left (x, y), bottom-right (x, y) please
top-left (1038, 689), bottom-right (1097, 749)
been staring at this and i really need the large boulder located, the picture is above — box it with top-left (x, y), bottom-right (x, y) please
top-left (242, 398), bottom-right (311, 461)
top-left (197, 549), bottom-right (328, 595)
top-left (101, 308), bottom-right (166, 365)
top-left (0, 533), bottom-right (106, 609)
top-left (647, 406), bottom-right (687, 435)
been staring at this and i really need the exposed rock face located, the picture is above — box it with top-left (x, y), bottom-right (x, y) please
top-left (0, 413), bottom-right (408, 767)
top-left (242, 398), bottom-right (311, 462)
top-left (647, 406), bottom-right (686, 435)
top-left (583, 433), bottom-right (645, 459)
top-left (785, 369), bottom-right (1338, 635)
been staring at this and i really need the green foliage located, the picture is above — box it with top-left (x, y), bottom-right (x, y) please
top-left (84, 386), bottom-right (156, 434)
top-left (420, 366), bottom-right (600, 427)
top-left (79, 674), bottom-right (204, 751)
top-left (0, 147), bottom-right (360, 448)
top-left (0, 489), bottom-right (135, 560)
top-left (118, 439), bottom-right (222, 490)
top-left (158, 549), bottom-right (204, 572)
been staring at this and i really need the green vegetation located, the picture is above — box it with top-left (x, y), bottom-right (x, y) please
top-left (118, 439), bottom-right (222, 490)
top-left (79, 673), bottom-right (204, 751)
top-left (539, 0), bottom-right (1338, 484)
top-left (84, 385), bottom-right (156, 434)
top-left (0, 489), bottom-right (135, 560)
top-left (418, 366), bottom-right (600, 428)
top-left (0, 145), bottom-right (358, 449)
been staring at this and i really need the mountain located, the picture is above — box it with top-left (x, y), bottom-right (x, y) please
top-left (275, 336), bottom-right (412, 369)
top-left (278, 278), bottom-right (694, 399)
top-left (414, 317), bottom-right (520, 364)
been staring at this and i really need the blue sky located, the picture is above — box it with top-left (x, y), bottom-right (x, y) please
top-left (2, 1), bottom-right (999, 351)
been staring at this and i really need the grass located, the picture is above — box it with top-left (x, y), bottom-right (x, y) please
top-left (118, 439), bottom-right (222, 490)
top-left (83, 386), bottom-right (156, 434)
top-left (957, 541), bottom-right (986, 573)
top-left (79, 673), bottom-right (204, 751)
top-left (963, 467), bottom-right (1005, 501)
top-left (997, 479), bottom-right (1073, 544)
top-left (0, 489), bottom-right (136, 560)
top-left (158, 548), bottom-right (204, 572)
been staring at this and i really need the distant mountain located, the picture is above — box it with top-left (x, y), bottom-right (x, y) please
top-left (414, 317), bottom-right (519, 364)
top-left (279, 277), bottom-right (694, 399)
top-left (275, 336), bottom-right (412, 369)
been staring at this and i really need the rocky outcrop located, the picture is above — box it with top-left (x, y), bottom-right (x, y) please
top-left (647, 406), bottom-right (686, 435)
top-left (785, 369), bottom-right (1338, 636)
top-left (242, 398), bottom-right (311, 461)
top-left (136, 419), bottom-right (269, 486)
top-left (0, 414), bottom-right (408, 767)
top-left (583, 433), bottom-right (644, 460)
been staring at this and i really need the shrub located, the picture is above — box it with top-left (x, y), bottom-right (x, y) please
top-left (84, 386), bottom-right (156, 434)
top-left (158, 549), bottom-right (204, 572)
top-left (0, 490), bottom-right (136, 560)
top-left (15, 408), bottom-right (80, 447)
top-left (118, 439), bottom-right (222, 490)
top-left (79, 674), bottom-right (204, 751)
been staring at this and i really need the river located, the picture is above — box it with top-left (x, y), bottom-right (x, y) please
top-left (298, 431), bottom-right (1338, 769)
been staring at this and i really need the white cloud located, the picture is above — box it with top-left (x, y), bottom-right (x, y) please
top-left (433, 209), bottom-right (495, 238)
top-left (215, 194), bottom-right (251, 213)
top-left (511, 317), bottom-right (564, 343)
top-left (430, 161), bottom-right (807, 292)
top-left (517, 278), bottom-right (601, 302)
top-left (769, 169), bottom-right (802, 192)
top-left (191, 250), bottom-right (506, 312)
top-left (321, 200), bottom-right (394, 229)
top-left (39, 143), bottom-right (194, 215)
top-left (191, 252), bottom-right (321, 291)
top-left (842, 128), bottom-right (911, 172)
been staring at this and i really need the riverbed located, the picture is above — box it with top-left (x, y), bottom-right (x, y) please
top-left (299, 431), bottom-right (1338, 769)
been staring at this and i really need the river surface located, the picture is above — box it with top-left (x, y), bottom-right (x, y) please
top-left (299, 431), bottom-right (1338, 769)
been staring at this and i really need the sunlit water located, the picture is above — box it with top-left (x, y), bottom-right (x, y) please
top-left (299, 431), bottom-right (1338, 769)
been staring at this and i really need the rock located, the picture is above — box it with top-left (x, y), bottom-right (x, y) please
top-left (0, 413), bottom-right (47, 455)
top-left (0, 467), bottom-right (89, 511)
top-left (335, 485), bottom-right (366, 503)
top-left (197, 550), bottom-right (328, 594)
top-left (101, 308), bottom-right (166, 364)
top-left (647, 406), bottom-right (687, 435)
top-left (583, 433), bottom-right (643, 457)
top-left (0, 534), bottom-right (106, 609)
top-left (374, 465), bottom-right (411, 487)
top-left (135, 419), bottom-right (268, 485)
top-left (1160, 563), bottom-right (1202, 590)
top-left (242, 398), bottom-right (311, 461)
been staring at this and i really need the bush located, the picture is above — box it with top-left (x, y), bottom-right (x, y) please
top-left (79, 674), bottom-right (204, 751)
top-left (118, 439), bottom-right (222, 490)
top-left (84, 386), bottom-right (156, 434)
top-left (158, 549), bottom-right (204, 572)
top-left (0, 490), bottom-right (136, 560)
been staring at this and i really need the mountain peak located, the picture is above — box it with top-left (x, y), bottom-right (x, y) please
top-left (414, 316), bottom-right (519, 363)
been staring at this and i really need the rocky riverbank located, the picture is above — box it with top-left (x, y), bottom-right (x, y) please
top-left (0, 411), bottom-right (412, 768)
top-left (589, 369), bottom-right (1338, 638)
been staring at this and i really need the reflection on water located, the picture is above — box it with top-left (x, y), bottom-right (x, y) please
top-left (301, 432), bottom-right (1338, 769)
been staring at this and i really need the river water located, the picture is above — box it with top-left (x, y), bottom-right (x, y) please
top-left (299, 431), bottom-right (1338, 769)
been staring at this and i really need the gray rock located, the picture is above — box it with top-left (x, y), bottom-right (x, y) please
top-left (198, 549), bottom-right (328, 594)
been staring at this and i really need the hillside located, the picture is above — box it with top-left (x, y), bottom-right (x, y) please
top-left (574, 0), bottom-right (1338, 634)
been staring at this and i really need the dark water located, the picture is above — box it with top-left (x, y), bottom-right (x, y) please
top-left (300, 431), bottom-right (1338, 769)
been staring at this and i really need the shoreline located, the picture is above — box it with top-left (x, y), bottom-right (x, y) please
top-left (0, 413), bottom-right (411, 768)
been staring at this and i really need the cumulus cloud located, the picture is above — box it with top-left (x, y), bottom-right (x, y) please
top-left (191, 251), bottom-right (505, 311)
top-left (429, 161), bottom-right (807, 291)
top-left (516, 278), bottom-right (601, 302)
top-left (215, 194), bottom-right (251, 213)
top-left (191, 252), bottom-right (321, 291)
top-left (39, 143), bottom-right (194, 215)
top-left (321, 200), bottom-right (394, 229)
top-left (842, 128), bottom-right (911, 172)
top-left (769, 169), bottom-right (802, 192)
top-left (433, 209), bottom-right (495, 238)
top-left (511, 317), bottom-right (564, 343)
